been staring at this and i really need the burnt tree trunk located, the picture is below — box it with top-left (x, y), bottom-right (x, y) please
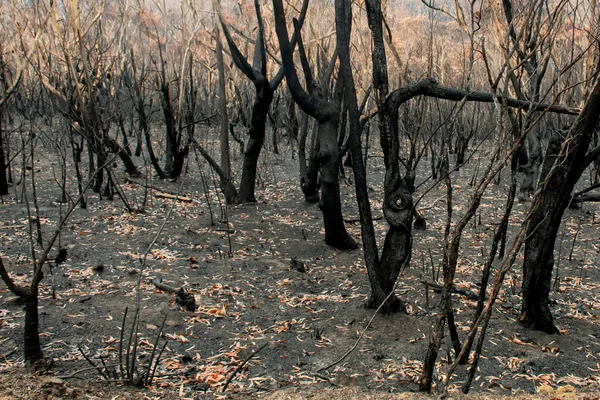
top-left (336, 0), bottom-right (389, 308)
top-left (319, 118), bottom-right (358, 249)
top-left (521, 79), bottom-right (600, 334)
top-left (364, 0), bottom-right (412, 311)
top-left (273, 0), bottom-right (357, 250)
top-left (238, 85), bottom-right (273, 202)
top-left (131, 50), bottom-right (165, 179)
top-left (104, 137), bottom-right (141, 177)
top-left (170, 145), bottom-right (189, 180)
top-left (218, 0), bottom-right (307, 203)
top-left (0, 257), bottom-right (44, 367)
top-left (160, 81), bottom-right (177, 176)
top-left (298, 114), bottom-right (320, 203)
top-left (24, 290), bottom-right (43, 366)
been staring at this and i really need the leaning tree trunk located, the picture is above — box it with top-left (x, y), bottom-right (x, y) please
top-left (104, 137), bottom-right (141, 177)
top-left (521, 78), bottom-right (600, 334)
top-left (238, 85), bottom-right (273, 202)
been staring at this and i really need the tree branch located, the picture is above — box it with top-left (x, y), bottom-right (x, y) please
top-left (272, 0), bottom-right (333, 120)
top-left (386, 78), bottom-right (580, 115)
top-left (0, 257), bottom-right (30, 297)
top-left (217, 13), bottom-right (260, 82)
top-left (270, 0), bottom-right (310, 89)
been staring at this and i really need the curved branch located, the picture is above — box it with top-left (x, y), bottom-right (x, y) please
top-left (217, 14), bottom-right (259, 82)
top-left (272, 0), bottom-right (332, 120)
top-left (386, 78), bottom-right (580, 115)
top-left (0, 257), bottom-right (30, 297)
top-left (270, 0), bottom-right (309, 89)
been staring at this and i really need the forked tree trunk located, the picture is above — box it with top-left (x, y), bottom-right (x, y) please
top-left (363, 0), bottom-right (412, 311)
top-left (272, 0), bottom-right (356, 249)
top-left (131, 50), bottom-right (165, 179)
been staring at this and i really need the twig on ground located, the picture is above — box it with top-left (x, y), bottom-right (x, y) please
top-left (57, 364), bottom-right (120, 380)
top-left (316, 282), bottom-right (399, 373)
top-left (221, 342), bottom-right (269, 393)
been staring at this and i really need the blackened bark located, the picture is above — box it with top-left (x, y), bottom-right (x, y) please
top-left (273, 0), bottom-right (356, 250)
top-left (118, 116), bottom-right (132, 156)
top-left (520, 134), bottom-right (563, 333)
top-left (238, 85), bottom-right (273, 202)
top-left (24, 290), bottom-right (43, 367)
top-left (299, 118), bottom-right (320, 203)
top-left (131, 50), bottom-right (165, 179)
top-left (364, 0), bottom-right (412, 311)
top-left (319, 119), bottom-right (358, 250)
top-left (336, 0), bottom-right (387, 307)
top-left (521, 79), bottom-right (600, 333)
top-left (142, 120), bottom-right (165, 179)
top-left (104, 137), bottom-right (141, 177)
top-left (158, 80), bottom-right (189, 181)
top-left (160, 82), bottom-right (177, 175)
top-left (370, 170), bottom-right (412, 312)
top-left (214, 28), bottom-right (236, 204)
top-left (219, 0), bottom-right (308, 202)
top-left (170, 145), bottom-right (189, 180)
top-left (70, 129), bottom-right (86, 208)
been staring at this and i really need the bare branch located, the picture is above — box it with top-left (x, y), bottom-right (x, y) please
top-left (386, 78), bottom-right (580, 115)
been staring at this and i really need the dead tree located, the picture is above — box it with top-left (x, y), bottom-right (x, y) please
top-left (521, 77), bottom-right (600, 334)
top-left (217, 0), bottom-right (308, 203)
top-left (272, 0), bottom-right (358, 250)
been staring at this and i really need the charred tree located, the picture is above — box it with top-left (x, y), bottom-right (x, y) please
top-left (218, 0), bottom-right (308, 203)
top-left (272, 0), bottom-right (358, 250)
top-left (521, 78), bottom-right (600, 334)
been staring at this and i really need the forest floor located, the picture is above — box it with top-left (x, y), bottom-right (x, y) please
top-left (1, 135), bottom-right (600, 399)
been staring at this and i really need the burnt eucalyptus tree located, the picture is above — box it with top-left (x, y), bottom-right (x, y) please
top-left (335, 0), bottom-right (400, 310)
top-left (521, 76), bottom-right (600, 334)
top-left (501, 0), bottom-right (564, 201)
top-left (361, 0), bottom-right (414, 310)
top-left (361, 0), bottom-right (579, 314)
top-left (154, 32), bottom-right (193, 180)
top-left (218, 0), bottom-right (307, 203)
top-left (272, 0), bottom-right (357, 250)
